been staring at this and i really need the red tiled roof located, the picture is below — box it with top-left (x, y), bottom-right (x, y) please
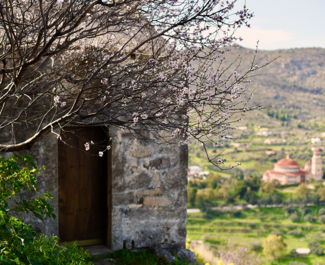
top-left (305, 161), bottom-right (311, 165)
top-left (275, 158), bottom-right (300, 168)
top-left (313, 149), bottom-right (322, 153)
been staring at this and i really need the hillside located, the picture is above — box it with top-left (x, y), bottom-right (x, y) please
top-left (222, 47), bottom-right (325, 125)
top-left (189, 47), bottom-right (325, 176)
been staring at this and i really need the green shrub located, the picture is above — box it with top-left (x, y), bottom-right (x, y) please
top-left (272, 223), bottom-right (281, 228)
top-left (308, 240), bottom-right (319, 249)
top-left (299, 206), bottom-right (308, 216)
top-left (106, 249), bottom-right (172, 265)
top-left (318, 208), bottom-right (325, 216)
top-left (259, 215), bottom-right (267, 221)
top-left (241, 228), bottom-right (252, 233)
top-left (255, 229), bottom-right (263, 236)
top-left (287, 230), bottom-right (303, 237)
top-left (248, 223), bottom-right (257, 228)
top-left (262, 224), bottom-right (270, 229)
top-left (229, 209), bottom-right (241, 218)
top-left (24, 236), bottom-right (91, 264)
top-left (0, 153), bottom-right (91, 264)
top-left (318, 215), bottom-right (325, 223)
top-left (303, 214), bottom-right (314, 222)
top-left (311, 246), bottom-right (324, 256)
top-left (249, 241), bottom-right (262, 251)
top-left (284, 206), bottom-right (297, 214)
top-left (308, 240), bottom-right (324, 256)
top-left (271, 230), bottom-right (283, 236)
top-left (289, 213), bottom-right (300, 222)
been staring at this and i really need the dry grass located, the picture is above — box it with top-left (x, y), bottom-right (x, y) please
top-left (189, 241), bottom-right (263, 265)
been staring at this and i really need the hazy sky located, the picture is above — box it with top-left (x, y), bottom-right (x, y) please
top-left (233, 0), bottom-right (325, 50)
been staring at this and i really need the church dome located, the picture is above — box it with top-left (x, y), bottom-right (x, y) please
top-left (275, 158), bottom-right (300, 168)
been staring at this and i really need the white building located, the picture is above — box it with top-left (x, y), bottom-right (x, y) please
top-left (188, 166), bottom-right (209, 180)
top-left (257, 128), bottom-right (273, 136)
top-left (311, 137), bottom-right (322, 144)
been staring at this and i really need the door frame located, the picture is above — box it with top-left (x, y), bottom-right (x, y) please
top-left (58, 126), bottom-right (112, 248)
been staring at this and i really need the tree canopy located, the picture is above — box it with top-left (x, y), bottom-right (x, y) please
top-left (262, 234), bottom-right (287, 263)
top-left (295, 183), bottom-right (310, 198)
top-left (0, 0), bottom-right (263, 167)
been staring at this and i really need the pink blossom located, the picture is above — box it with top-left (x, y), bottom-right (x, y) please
top-left (54, 96), bottom-right (60, 106)
top-left (99, 151), bottom-right (103, 157)
top-left (101, 78), bottom-right (108, 85)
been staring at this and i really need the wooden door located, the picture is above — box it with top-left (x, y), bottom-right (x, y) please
top-left (58, 127), bottom-right (109, 246)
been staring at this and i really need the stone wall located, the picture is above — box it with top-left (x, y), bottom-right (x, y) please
top-left (110, 127), bottom-right (187, 251)
top-left (2, 126), bottom-right (188, 251)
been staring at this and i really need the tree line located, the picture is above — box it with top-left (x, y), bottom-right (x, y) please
top-left (188, 174), bottom-right (325, 210)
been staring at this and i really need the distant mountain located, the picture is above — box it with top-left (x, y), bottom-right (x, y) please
top-left (215, 47), bottom-right (325, 128)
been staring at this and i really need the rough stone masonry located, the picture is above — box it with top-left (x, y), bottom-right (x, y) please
top-left (4, 125), bottom-right (188, 252)
top-left (110, 127), bottom-right (187, 251)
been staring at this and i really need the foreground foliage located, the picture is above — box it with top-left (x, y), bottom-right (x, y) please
top-left (0, 153), bottom-right (91, 264)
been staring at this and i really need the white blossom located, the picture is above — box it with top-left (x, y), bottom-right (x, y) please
top-left (84, 142), bottom-right (90, 151)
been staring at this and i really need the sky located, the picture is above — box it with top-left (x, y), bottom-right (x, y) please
top-left (233, 0), bottom-right (325, 50)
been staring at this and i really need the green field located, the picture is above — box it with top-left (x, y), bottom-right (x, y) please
top-left (187, 206), bottom-right (325, 265)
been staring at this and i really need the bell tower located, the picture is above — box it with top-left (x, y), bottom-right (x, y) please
top-left (311, 149), bottom-right (322, 180)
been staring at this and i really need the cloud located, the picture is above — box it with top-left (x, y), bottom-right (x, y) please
top-left (234, 27), bottom-right (294, 50)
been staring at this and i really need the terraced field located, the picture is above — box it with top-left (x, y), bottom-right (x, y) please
top-left (187, 206), bottom-right (325, 264)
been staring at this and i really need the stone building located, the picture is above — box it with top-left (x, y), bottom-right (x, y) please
top-left (262, 149), bottom-right (323, 185)
top-left (0, 14), bottom-right (189, 255)
top-left (6, 126), bottom-right (187, 252)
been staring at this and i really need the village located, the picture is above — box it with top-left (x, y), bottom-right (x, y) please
top-left (187, 123), bottom-right (325, 264)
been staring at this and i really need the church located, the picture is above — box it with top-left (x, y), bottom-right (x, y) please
top-left (263, 149), bottom-right (323, 185)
